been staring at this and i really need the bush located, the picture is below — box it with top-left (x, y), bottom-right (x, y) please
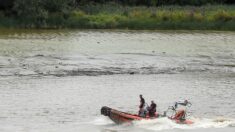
top-left (69, 10), bottom-right (86, 17)
top-left (193, 12), bottom-right (204, 21)
top-left (214, 10), bottom-right (233, 21)
top-left (0, 11), bottom-right (4, 18)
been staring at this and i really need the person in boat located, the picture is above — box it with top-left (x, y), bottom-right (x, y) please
top-left (138, 94), bottom-right (147, 117)
top-left (172, 100), bottom-right (191, 120)
top-left (148, 100), bottom-right (157, 117)
top-left (139, 94), bottom-right (145, 108)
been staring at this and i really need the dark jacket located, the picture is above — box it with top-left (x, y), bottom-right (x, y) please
top-left (149, 103), bottom-right (156, 112)
top-left (139, 97), bottom-right (145, 108)
top-left (148, 103), bottom-right (157, 117)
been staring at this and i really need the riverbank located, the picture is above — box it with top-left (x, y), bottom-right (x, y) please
top-left (0, 5), bottom-right (235, 30)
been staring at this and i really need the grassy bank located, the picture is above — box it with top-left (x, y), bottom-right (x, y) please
top-left (1, 5), bottom-right (235, 30)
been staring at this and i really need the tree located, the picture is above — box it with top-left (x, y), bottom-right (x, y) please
top-left (13, 0), bottom-right (48, 26)
top-left (0, 0), bottom-right (15, 10)
top-left (42, 0), bottom-right (76, 13)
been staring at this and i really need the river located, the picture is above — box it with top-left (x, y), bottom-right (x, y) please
top-left (0, 29), bottom-right (234, 132)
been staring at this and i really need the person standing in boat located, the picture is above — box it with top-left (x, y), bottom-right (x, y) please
top-left (148, 100), bottom-right (157, 117)
top-left (139, 94), bottom-right (145, 108)
top-left (138, 94), bottom-right (147, 117)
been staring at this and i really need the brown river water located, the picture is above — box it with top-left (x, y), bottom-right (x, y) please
top-left (0, 29), bottom-right (234, 132)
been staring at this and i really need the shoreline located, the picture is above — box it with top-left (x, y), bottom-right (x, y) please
top-left (1, 28), bottom-right (235, 34)
top-left (1, 28), bottom-right (235, 32)
top-left (1, 20), bottom-right (234, 31)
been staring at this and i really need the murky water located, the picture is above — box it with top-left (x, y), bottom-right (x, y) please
top-left (0, 29), bottom-right (234, 132)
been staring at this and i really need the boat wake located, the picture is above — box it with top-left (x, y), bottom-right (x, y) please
top-left (134, 117), bottom-right (235, 131)
top-left (91, 116), bottom-right (235, 131)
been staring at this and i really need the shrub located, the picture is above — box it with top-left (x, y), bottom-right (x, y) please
top-left (157, 11), bottom-right (172, 21)
top-left (214, 10), bottom-right (233, 22)
top-left (0, 11), bottom-right (4, 18)
top-left (193, 12), bottom-right (204, 21)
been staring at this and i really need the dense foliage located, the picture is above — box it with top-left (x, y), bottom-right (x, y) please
top-left (0, 0), bottom-right (235, 10)
top-left (0, 0), bottom-right (234, 29)
top-left (0, 0), bottom-right (234, 16)
top-left (78, 0), bottom-right (235, 6)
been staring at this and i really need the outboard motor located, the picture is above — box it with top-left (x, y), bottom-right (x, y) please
top-left (101, 106), bottom-right (111, 116)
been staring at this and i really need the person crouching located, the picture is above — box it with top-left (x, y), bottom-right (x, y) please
top-left (148, 100), bottom-right (157, 117)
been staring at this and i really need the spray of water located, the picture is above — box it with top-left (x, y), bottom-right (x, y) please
top-left (91, 116), bottom-right (235, 131)
top-left (134, 117), bottom-right (235, 131)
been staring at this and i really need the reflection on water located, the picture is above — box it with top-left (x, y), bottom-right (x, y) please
top-left (0, 30), bottom-right (234, 132)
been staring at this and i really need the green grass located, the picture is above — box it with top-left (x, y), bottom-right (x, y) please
top-left (1, 5), bottom-right (235, 30)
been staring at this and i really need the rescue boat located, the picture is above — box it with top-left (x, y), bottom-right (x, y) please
top-left (101, 106), bottom-right (193, 125)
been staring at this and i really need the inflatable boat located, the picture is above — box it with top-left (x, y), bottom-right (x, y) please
top-left (101, 106), bottom-right (193, 125)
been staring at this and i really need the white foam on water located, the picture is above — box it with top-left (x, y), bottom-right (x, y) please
top-left (90, 116), bottom-right (146, 132)
top-left (132, 117), bottom-right (235, 131)
top-left (89, 116), bottom-right (114, 126)
top-left (191, 117), bottom-right (235, 128)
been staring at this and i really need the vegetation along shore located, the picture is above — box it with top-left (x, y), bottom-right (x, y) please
top-left (0, 0), bottom-right (235, 30)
